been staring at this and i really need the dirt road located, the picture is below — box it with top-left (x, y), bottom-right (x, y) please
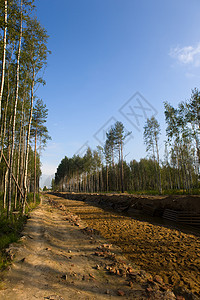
top-left (47, 194), bottom-right (200, 299)
top-left (0, 194), bottom-right (198, 299)
top-left (0, 196), bottom-right (165, 299)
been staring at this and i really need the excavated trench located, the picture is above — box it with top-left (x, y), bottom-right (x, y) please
top-left (48, 192), bottom-right (200, 298)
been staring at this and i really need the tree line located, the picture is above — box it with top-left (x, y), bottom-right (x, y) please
top-left (55, 89), bottom-right (199, 194)
top-left (0, 0), bottom-right (50, 216)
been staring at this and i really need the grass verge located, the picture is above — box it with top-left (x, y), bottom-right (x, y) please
top-left (0, 193), bottom-right (40, 270)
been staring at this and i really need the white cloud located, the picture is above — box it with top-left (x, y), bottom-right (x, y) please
top-left (170, 43), bottom-right (200, 66)
top-left (185, 72), bottom-right (195, 78)
top-left (41, 163), bottom-right (57, 176)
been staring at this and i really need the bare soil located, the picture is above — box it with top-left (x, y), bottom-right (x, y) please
top-left (0, 196), bottom-right (163, 300)
top-left (0, 193), bottom-right (199, 300)
top-left (48, 193), bottom-right (200, 299)
top-left (52, 192), bottom-right (200, 214)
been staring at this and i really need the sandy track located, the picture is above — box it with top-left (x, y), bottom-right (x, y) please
top-left (0, 197), bottom-right (151, 300)
top-left (46, 194), bottom-right (200, 299)
top-left (0, 194), bottom-right (197, 299)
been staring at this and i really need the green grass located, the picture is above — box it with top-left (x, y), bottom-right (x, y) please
top-left (98, 188), bottom-right (200, 196)
top-left (56, 189), bottom-right (200, 196)
top-left (26, 193), bottom-right (40, 212)
top-left (0, 214), bottom-right (27, 270)
top-left (127, 190), bottom-right (160, 195)
top-left (162, 188), bottom-right (200, 195)
top-left (0, 193), bottom-right (40, 270)
top-left (127, 188), bottom-right (200, 195)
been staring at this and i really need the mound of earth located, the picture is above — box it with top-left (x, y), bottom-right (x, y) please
top-left (49, 193), bottom-right (200, 299)
top-left (51, 192), bottom-right (200, 214)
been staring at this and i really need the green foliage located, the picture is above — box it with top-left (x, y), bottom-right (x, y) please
top-left (31, 98), bottom-right (51, 148)
top-left (54, 93), bottom-right (200, 195)
top-left (0, 191), bottom-right (40, 270)
top-left (144, 116), bottom-right (160, 156)
top-left (26, 192), bottom-right (40, 203)
top-left (0, 214), bottom-right (26, 270)
top-left (0, 0), bottom-right (49, 215)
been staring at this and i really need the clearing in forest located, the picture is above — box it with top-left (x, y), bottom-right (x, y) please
top-left (0, 194), bottom-right (198, 300)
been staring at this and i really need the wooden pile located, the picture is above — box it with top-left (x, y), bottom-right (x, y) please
top-left (142, 204), bottom-right (156, 216)
top-left (163, 209), bottom-right (200, 227)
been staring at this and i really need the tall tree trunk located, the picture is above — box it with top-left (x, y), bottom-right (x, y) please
top-left (0, 0), bottom-right (7, 125)
top-left (34, 128), bottom-right (37, 203)
top-left (23, 69), bottom-right (35, 214)
top-left (176, 146), bottom-right (181, 189)
top-left (20, 120), bottom-right (25, 203)
top-left (100, 167), bottom-right (103, 192)
top-left (84, 174), bottom-right (86, 192)
top-left (155, 138), bottom-right (162, 194)
top-left (106, 165), bottom-right (109, 192)
top-left (120, 141), bottom-right (124, 193)
top-left (8, 1), bottom-right (23, 214)
top-left (152, 143), bottom-right (159, 192)
top-left (0, 51), bottom-right (11, 163)
top-left (4, 122), bottom-right (11, 213)
top-left (96, 170), bottom-right (99, 192)
top-left (3, 168), bottom-right (8, 209)
top-left (14, 95), bottom-right (25, 208)
top-left (77, 171), bottom-right (79, 192)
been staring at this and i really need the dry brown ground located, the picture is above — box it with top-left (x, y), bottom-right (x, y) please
top-left (47, 193), bottom-right (200, 299)
top-left (0, 193), bottom-right (199, 300)
top-left (0, 196), bottom-right (173, 300)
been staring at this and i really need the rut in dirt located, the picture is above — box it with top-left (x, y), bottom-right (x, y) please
top-left (47, 193), bottom-right (200, 298)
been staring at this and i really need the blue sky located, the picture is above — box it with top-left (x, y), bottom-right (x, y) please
top-left (34, 0), bottom-right (200, 176)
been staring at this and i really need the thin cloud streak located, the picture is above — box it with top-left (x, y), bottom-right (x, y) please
top-left (170, 43), bottom-right (200, 66)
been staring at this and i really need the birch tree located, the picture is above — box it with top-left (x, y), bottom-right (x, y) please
top-left (114, 121), bottom-right (131, 193)
top-left (0, 0), bottom-right (7, 125)
top-left (0, 0), bottom-right (50, 217)
top-left (144, 116), bottom-right (162, 194)
top-left (8, 0), bottom-right (23, 214)
top-left (31, 98), bottom-right (50, 202)
top-left (22, 18), bottom-right (49, 213)
top-left (186, 88), bottom-right (200, 165)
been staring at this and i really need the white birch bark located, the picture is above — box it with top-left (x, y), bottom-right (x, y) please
top-left (0, 44), bottom-right (13, 164)
top-left (3, 168), bottom-right (8, 209)
top-left (14, 97), bottom-right (25, 209)
top-left (0, 0), bottom-right (7, 125)
top-left (34, 128), bottom-right (37, 203)
top-left (23, 69), bottom-right (35, 214)
top-left (8, 0), bottom-right (23, 213)
top-left (155, 137), bottom-right (162, 194)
